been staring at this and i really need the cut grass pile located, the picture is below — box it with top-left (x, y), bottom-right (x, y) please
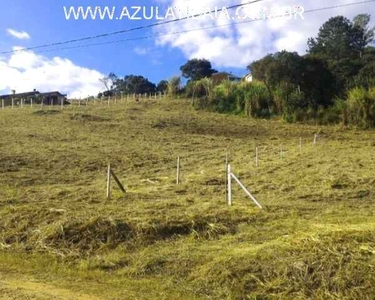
top-left (1, 99), bottom-right (375, 299)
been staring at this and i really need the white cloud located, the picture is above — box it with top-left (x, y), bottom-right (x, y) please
top-left (155, 0), bottom-right (375, 68)
top-left (134, 46), bottom-right (149, 55)
top-left (7, 29), bottom-right (30, 40)
top-left (0, 48), bottom-right (105, 98)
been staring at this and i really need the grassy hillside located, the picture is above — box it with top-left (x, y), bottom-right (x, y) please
top-left (1, 99), bottom-right (375, 299)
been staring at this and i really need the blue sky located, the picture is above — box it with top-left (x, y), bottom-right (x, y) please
top-left (0, 0), bottom-right (192, 83)
top-left (0, 0), bottom-right (374, 97)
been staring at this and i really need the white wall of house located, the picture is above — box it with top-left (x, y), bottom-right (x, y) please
top-left (244, 74), bottom-right (253, 82)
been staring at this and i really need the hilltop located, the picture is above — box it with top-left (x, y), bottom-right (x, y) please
top-left (1, 99), bottom-right (375, 299)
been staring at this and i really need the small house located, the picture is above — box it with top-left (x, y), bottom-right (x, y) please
top-left (243, 74), bottom-right (253, 82)
top-left (0, 90), bottom-right (67, 107)
top-left (211, 72), bottom-right (241, 84)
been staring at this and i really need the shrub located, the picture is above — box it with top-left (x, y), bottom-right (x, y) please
top-left (346, 87), bottom-right (375, 128)
top-left (194, 81), bottom-right (271, 118)
top-left (167, 77), bottom-right (181, 97)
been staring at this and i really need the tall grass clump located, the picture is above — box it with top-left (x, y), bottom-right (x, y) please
top-left (193, 80), bottom-right (271, 118)
top-left (167, 76), bottom-right (181, 98)
top-left (346, 86), bottom-right (375, 128)
top-left (241, 82), bottom-right (270, 118)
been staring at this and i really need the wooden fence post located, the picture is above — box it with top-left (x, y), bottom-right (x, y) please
top-left (176, 157), bottom-right (180, 185)
top-left (107, 164), bottom-right (111, 200)
top-left (110, 169), bottom-right (127, 194)
top-left (313, 134), bottom-right (317, 146)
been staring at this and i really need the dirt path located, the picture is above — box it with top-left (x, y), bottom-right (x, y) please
top-left (0, 271), bottom-right (100, 300)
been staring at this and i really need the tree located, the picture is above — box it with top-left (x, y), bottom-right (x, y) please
top-left (300, 56), bottom-right (336, 109)
top-left (353, 47), bottom-right (375, 87)
top-left (112, 75), bottom-right (156, 94)
top-left (108, 73), bottom-right (118, 90)
top-left (99, 76), bottom-right (110, 91)
top-left (156, 80), bottom-right (168, 93)
top-left (248, 51), bottom-right (304, 99)
top-left (249, 51), bottom-right (335, 113)
top-left (248, 54), bottom-right (277, 99)
top-left (180, 59), bottom-right (217, 81)
top-left (307, 15), bottom-right (370, 61)
top-left (167, 77), bottom-right (181, 97)
top-left (328, 58), bottom-right (362, 93)
top-left (353, 14), bottom-right (375, 47)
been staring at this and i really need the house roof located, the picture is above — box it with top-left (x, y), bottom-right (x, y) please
top-left (0, 90), bottom-right (66, 99)
top-left (212, 72), bottom-right (241, 79)
top-left (40, 91), bottom-right (67, 97)
top-left (0, 91), bottom-right (39, 99)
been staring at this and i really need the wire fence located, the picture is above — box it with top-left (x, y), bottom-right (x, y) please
top-left (0, 92), bottom-right (169, 110)
top-left (1, 93), bottom-right (332, 205)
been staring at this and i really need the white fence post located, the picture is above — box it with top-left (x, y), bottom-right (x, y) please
top-left (1, 99), bottom-right (4, 110)
top-left (231, 173), bottom-right (263, 209)
top-left (225, 152), bottom-right (229, 202)
top-left (107, 163), bottom-right (111, 200)
top-left (176, 157), bottom-right (180, 185)
top-left (227, 164), bottom-right (232, 206)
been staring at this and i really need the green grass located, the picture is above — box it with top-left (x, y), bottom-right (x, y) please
top-left (1, 99), bottom-right (375, 299)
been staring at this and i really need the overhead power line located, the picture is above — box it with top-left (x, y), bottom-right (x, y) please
top-left (10, 0), bottom-right (375, 56)
top-left (0, 0), bottom-right (265, 55)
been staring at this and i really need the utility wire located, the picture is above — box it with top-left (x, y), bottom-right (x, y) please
top-left (11, 0), bottom-right (375, 56)
top-left (0, 0), bottom-right (265, 55)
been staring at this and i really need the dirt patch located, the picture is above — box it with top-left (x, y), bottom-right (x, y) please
top-left (0, 271), bottom-right (100, 300)
top-left (70, 114), bottom-right (109, 122)
top-left (33, 110), bottom-right (61, 116)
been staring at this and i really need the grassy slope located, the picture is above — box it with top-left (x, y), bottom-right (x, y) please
top-left (1, 99), bottom-right (375, 299)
